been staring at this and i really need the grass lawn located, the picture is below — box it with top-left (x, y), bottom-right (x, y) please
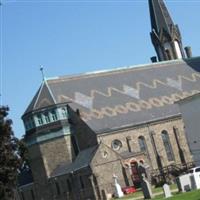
top-left (112, 184), bottom-right (177, 200)
top-left (112, 185), bottom-right (200, 200)
top-left (154, 189), bottom-right (200, 200)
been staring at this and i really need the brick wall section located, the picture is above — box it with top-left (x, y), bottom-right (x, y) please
top-left (91, 143), bottom-right (126, 197)
top-left (49, 168), bottom-right (95, 200)
top-left (68, 106), bottom-right (98, 151)
top-left (27, 134), bottom-right (75, 200)
top-left (17, 184), bottom-right (35, 200)
top-left (28, 144), bottom-right (48, 183)
top-left (40, 135), bottom-right (75, 177)
top-left (98, 116), bottom-right (193, 170)
top-left (149, 117), bottom-right (192, 167)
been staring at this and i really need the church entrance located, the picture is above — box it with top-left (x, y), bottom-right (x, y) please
top-left (130, 161), bottom-right (141, 188)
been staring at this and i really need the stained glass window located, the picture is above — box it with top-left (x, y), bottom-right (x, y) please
top-left (161, 130), bottom-right (174, 161)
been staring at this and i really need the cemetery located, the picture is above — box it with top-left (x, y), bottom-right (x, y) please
top-left (111, 165), bottom-right (200, 200)
top-left (112, 185), bottom-right (200, 200)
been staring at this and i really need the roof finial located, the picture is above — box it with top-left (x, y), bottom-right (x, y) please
top-left (40, 65), bottom-right (45, 81)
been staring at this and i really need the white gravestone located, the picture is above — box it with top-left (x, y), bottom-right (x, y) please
top-left (163, 184), bottom-right (172, 198)
top-left (113, 174), bottom-right (124, 198)
top-left (176, 174), bottom-right (191, 192)
top-left (192, 170), bottom-right (200, 189)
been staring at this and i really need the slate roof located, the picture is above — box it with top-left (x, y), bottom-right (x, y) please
top-left (176, 92), bottom-right (200, 104)
top-left (24, 57), bottom-right (200, 133)
top-left (51, 146), bottom-right (98, 177)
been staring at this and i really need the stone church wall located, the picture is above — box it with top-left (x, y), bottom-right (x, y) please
top-left (17, 184), bottom-right (35, 200)
top-left (39, 135), bottom-right (75, 177)
top-left (98, 116), bottom-right (193, 170)
top-left (49, 168), bottom-right (95, 200)
top-left (68, 106), bottom-right (98, 151)
top-left (26, 134), bottom-right (75, 200)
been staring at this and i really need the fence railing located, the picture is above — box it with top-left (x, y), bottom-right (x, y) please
top-left (150, 161), bottom-right (195, 184)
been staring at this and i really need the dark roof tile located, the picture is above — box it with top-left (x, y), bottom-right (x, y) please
top-left (24, 57), bottom-right (200, 132)
top-left (51, 146), bottom-right (98, 177)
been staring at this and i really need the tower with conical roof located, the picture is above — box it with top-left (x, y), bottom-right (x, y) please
top-left (149, 0), bottom-right (191, 61)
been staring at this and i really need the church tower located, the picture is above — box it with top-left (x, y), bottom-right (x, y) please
top-left (149, 0), bottom-right (191, 61)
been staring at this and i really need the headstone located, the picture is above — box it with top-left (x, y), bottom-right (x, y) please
top-left (163, 184), bottom-right (172, 198)
top-left (190, 175), bottom-right (196, 190)
top-left (113, 174), bottom-right (124, 198)
top-left (176, 174), bottom-right (191, 192)
top-left (141, 174), bottom-right (153, 199)
top-left (192, 170), bottom-right (200, 189)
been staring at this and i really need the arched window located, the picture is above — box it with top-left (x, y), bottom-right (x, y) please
top-left (61, 107), bottom-right (68, 119)
top-left (55, 181), bottom-right (61, 195)
top-left (50, 110), bottom-right (58, 121)
top-left (79, 176), bottom-right (84, 189)
top-left (44, 112), bottom-right (50, 123)
top-left (161, 130), bottom-right (174, 161)
top-left (24, 116), bottom-right (35, 130)
top-left (174, 40), bottom-right (182, 59)
top-left (37, 114), bottom-right (43, 125)
top-left (138, 136), bottom-right (147, 152)
top-left (66, 179), bottom-right (72, 192)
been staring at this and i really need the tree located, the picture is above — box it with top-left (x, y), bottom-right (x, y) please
top-left (0, 106), bottom-right (27, 200)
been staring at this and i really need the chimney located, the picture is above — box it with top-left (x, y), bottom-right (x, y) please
top-left (151, 56), bottom-right (157, 63)
top-left (184, 46), bottom-right (192, 58)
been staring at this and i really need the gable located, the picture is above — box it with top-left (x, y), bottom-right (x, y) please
top-left (91, 143), bottom-right (121, 167)
top-left (24, 81), bottom-right (56, 116)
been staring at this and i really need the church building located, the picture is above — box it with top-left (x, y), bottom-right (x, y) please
top-left (18, 0), bottom-right (200, 199)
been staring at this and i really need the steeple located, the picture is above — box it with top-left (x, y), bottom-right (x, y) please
top-left (149, 0), bottom-right (189, 62)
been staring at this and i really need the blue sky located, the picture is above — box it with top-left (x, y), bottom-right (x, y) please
top-left (1, 0), bottom-right (200, 138)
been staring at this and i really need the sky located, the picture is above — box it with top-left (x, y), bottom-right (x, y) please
top-left (0, 0), bottom-right (200, 138)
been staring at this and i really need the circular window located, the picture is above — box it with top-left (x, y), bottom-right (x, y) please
top-left (111, 139), bottom-right (122, 151)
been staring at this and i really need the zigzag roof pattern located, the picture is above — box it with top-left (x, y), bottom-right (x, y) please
top-left (24, 57), bottom-right (200, 133)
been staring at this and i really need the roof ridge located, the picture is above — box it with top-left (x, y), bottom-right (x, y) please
top-left (33, 81), bottom-right (45, 110)
top-left (45, 80), bottom-right (57, 104)
top-left (46, 58), bottom-right (197, 83)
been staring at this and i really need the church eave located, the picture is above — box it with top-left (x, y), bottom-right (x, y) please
top-left (95, 113), bottom-right (182, 136)
top-left (22, 101), bottom-right (71, 119)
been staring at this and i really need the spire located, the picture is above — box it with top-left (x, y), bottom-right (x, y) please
top-left (148, 0), bottom-right (189, 62)
top-left (149, 0), bottom-right (174, 35)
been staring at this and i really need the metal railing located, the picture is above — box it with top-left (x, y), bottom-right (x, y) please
top-left (150, 161), bottom-right (195, 184)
